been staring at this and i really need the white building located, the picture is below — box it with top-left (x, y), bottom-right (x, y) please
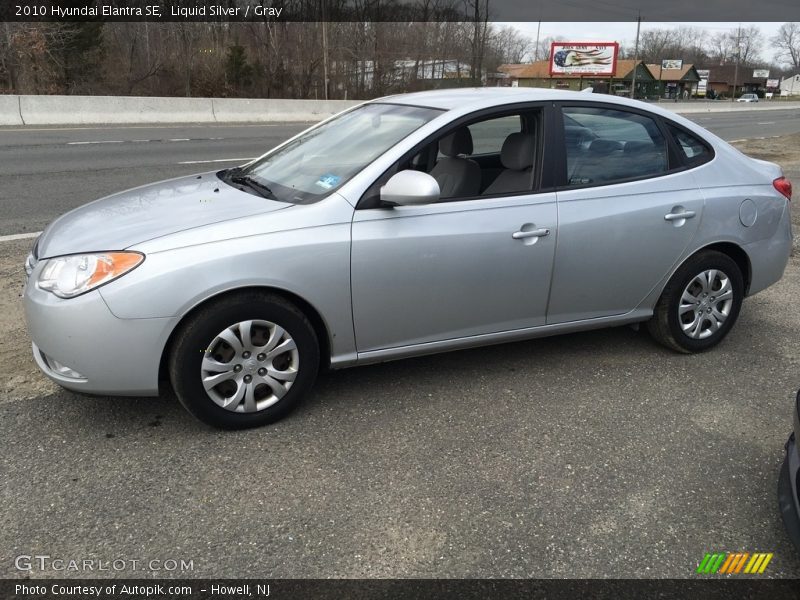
top-left (780, 74), bottom-right (800, 96)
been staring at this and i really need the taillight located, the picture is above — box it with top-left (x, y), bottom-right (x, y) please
top-left (774, 177), bottom-right (792, 201)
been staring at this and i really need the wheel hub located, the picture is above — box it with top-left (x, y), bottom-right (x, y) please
top-left (200, 319), bottom-right (299, 413)
top-left (678, 269), bottom-right (734, 340)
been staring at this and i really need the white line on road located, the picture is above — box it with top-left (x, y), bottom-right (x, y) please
top-left (169, 138), bottom-right (191, 142)
top-left (0, 123), bottom-right (300, 133)
top-left (757, 122), bottom-right (776, 125)
top-left (67, 140), bottom-right (125, 145)
top-left (178, 158), bottom-right (254, 164)
top-left (0, 231), bottom-right (42, 243)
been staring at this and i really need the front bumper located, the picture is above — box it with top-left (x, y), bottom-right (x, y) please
top-left (23, 278), bottom-right (177, 396)
top-left (778, 392), bottom-right (800, 553)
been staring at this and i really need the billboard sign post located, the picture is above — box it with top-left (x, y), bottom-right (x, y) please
top-left (549, 42), bottom-right (619, 77)
top-left (697, 69), bottom-right (710, 97)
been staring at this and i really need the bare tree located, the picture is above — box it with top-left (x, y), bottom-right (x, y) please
top-left (771, 22), bottom-right (800, 70)
top-left (710, 26), bottom-right (762, 66)
top-left (736, 25), bottom-right (763, 66)
top-left (487, 25), bottom-right (532, 65)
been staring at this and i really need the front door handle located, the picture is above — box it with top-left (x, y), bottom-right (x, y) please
top-left (664, 210), bottom-right (696, 221)
top-left (512, 228), bottom-right (550, 239)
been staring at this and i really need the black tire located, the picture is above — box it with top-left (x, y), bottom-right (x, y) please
top-left (168, 291), bottom-right (319, 429)
top-left (647, 250), bottom-right (744, 353)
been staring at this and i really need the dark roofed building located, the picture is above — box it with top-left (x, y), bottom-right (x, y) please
top-left (645, 63), bottom-right (701, 99)
top-left (696, 65), bottom-right (770, 97)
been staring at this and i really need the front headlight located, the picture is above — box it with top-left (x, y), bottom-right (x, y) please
top-left (37, 252), bottom-right (144, 298)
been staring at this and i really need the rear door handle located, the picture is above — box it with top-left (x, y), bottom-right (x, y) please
top-left (664, 210), bottom-right (696, 221)
top-left (512, 228), bottom-right (550, 239)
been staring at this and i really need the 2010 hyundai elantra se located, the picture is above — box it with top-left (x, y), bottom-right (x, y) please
top-left (23, 88), bottom-right (793, 428)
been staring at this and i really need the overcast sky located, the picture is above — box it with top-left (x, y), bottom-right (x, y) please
top-left (505, 22), bottom-right (787, 64)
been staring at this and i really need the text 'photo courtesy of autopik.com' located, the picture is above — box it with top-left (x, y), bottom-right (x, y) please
top-left (2, 0), bottom-right (800, 598)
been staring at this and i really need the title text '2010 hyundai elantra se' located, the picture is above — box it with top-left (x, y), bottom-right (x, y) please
top-left (23, 89), bottom-right (793, 428)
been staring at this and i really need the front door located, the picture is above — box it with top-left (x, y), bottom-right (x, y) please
top-left (350, 194), bottom-right (558, 352)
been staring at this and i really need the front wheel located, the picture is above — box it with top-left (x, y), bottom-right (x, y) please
top-left (169, 292), bottom-right (320, 429)
top-left (647, 250), bottom-right (744, 353)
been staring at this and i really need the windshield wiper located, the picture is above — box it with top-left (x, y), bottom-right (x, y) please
top-left (228, 171), bottom-right (276, 200)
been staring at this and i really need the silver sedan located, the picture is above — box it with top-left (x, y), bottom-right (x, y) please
top-left (23, 89), bottom-right (793, 428)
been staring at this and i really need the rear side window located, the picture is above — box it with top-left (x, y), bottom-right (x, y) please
top-left (561, 106), bottom-right (668, 187)
top-left (667, 125), bottom-right (713, 166)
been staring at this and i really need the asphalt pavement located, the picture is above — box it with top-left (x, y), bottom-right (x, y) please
top-left (2, 108), bottom-right (800, 579)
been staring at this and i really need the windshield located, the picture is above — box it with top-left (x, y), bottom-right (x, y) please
top-left (229, 103), bottom-right (442, 204)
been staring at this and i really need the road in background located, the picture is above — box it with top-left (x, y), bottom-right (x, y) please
top-left (1, 108), bottom-right (800, 235)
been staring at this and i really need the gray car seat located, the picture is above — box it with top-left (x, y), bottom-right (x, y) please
top-left (483, 132), bottom-right (536, 195)
top-left (430, 128), bottom-right (482, 199)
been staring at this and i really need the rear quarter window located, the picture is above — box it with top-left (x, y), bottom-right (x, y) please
top-left (667, 125), bottom-right (713, 167)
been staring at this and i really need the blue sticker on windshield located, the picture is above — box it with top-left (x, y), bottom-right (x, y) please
top-left (315, 173), bottom-right (341, 190)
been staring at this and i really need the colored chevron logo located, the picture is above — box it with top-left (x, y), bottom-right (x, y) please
top-left (696, 552), bottom-right (773, 574)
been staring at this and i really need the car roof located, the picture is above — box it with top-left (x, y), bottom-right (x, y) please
top-left (373, 87), bottom-right (647, 112)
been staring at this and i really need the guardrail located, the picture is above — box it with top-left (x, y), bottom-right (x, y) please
top-left (0, 94), bottom-right (360, 126)
top-left (1, 94), bottom-right (798, 126)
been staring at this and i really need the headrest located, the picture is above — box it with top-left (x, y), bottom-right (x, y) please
top-left (439, 128), bottom-right (473, 157)
top-left (623, 140), bottom-right (657, 153)
top-left (564, 126), bottom-right (591, 146)
top-left (500, 132), bottom-right (536, 171)
top-left (588, 139), bottom-right (623, 154)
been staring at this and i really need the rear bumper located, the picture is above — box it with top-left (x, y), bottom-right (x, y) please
top-left (778, 392), bottom-right (800, 553)
top-left (746, 201), bottom-right (792, 296)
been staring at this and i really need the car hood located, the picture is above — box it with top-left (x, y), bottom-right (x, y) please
top-left (36, 173), bottom-right (289, 258)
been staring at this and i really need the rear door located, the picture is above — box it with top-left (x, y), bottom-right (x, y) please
top-left (547, 103), bottom-right (704, 324)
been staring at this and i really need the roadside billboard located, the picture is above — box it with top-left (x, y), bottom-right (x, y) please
top-left (767, 78), bottom-right (780, 88)
top-left (661, 59), bottom-right (683, 70)
top-left (753, 69), bottom-right (770, 78)
top-left (549, 42), bottom-right (618, 76)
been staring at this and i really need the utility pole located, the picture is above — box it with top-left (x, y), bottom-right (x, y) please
top-left (534, 21), bottom-right (541, 62)
top-left (318, 0), bottom-right (330, 100)
top-left (322, 19), bottom-right (329, 100)
top-left (630, 12), bottom-right (641, 99)
top-left (732, 24), bottom-right (741, 102)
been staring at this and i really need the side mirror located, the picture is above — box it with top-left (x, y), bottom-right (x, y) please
top-left (380, 170), bottom-right (440, 206)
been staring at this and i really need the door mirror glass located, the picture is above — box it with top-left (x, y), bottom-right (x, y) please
top-left (380, 170), bottom-right (440, 206)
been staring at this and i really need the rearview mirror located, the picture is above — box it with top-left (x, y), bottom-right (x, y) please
top-left (380, 170), bottom-right (440, 206)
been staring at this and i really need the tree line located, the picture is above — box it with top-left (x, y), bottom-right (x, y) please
top-left (1, 21), bottom-right (798, 99)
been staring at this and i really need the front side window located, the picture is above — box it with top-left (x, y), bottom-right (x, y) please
top-left (231, 103), bottom-right (442, 204)
top-left (562, 106), bottom-right (668, 187)
top-left (465, 115), bottom-right (522, 155)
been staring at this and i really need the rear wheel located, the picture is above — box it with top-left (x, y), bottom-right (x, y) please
top-left (169, 292), bottom-right (319, 429)
top-left (647, 250), bottom-right (744, 353)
